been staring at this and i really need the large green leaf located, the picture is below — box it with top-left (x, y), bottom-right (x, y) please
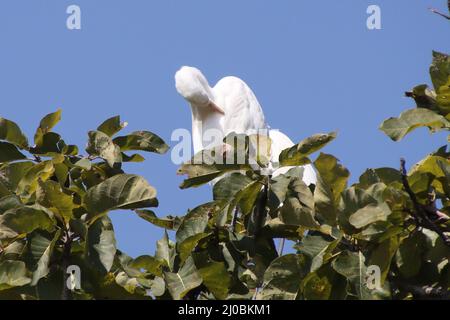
top-left (86, 131), bottom-right (122, 167)
top-left (164, 257), bottom-right (203, 300)
top-left (129, 255), bottom-right (164, 277)
top-left (368, 237), bottom-right (399, 284)
top-left (0, 205), bottom-right (55, 240)
top-left (177, 142), bottom-right (253, 189)
top-left (114, 131), bottom-right (169, 155)
top-left (178, 233), bottom-right (211, 263)
top-left (0, 195), bottom-right (22, 214)
top-left (213, 173), bottom-right (262, 216)
top-left (380, 108), bottom-right (450, 141)
top-left (84, 174), bottom-right (158, 219)
top-left (29, 230), bottom-right (61, 285)
top-left (155, 231), bottom-right (176, 271)
top-left (176, 203), bottom-right (210, 244)
top-left (193, 252), bottom-right (231, 300)
top-left (338, 187), bottom-right (378, 235)
top-left (396, 232), bottom-right (426, 279)
top-left (34, 109), bottom-right (62, 146)
top-left (16, 161), bottom-right (54, 199)
top-left (332, 251), bottom-right (374, 300)
top-left (0, 142), bottom-right (27, 163)
top-left (0, 161), bottom-right (34, 193)
top-left (0, 260), bottom-right (31, 291)
top-left (86, 216), bottom-right (117, 273)
top-left (314, 153), bottom-right (350, 225)
top-left (257, 254), bottom-right (308, 300)
top-left (97, 116), bottom-right (127, 137)
top-left (297, 235), bottom-right (340, 272)
top-left (37, 180), bottom-right (76, 223)
top-left (430, 51), bottom-right (450, 92)
top-left (349, 203), bottom-right (391, 229)
top-left (278, 132), bottom-right (336, 167)
top-left (0, 118), bottom-right (28, 149)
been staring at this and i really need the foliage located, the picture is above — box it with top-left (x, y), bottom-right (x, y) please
top-left (1, 44), bottom-right (450, 302)
top-left (0, 113), bottom-right (169, 299)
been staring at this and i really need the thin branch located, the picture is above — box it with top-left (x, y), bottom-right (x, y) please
top-left (429, 7), bottom-right (450, 20)
top-left (400, 159), bottom-right (450, 247)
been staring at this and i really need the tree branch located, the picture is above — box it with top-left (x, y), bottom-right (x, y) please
top-left (400, 159), bottom-right (450, 247)
top-left (429, 7), bottom-right (450, 20)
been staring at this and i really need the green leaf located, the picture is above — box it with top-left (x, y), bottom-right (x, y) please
top-left (0, 142), bottom-right (27, 163)
top-left (332, 251), bottom-right (374, 300)
top-left (430, 51), bottom-right (450, 92)
top-left (129, 255), bottom-right (164, 277)
top-left (0, 195), bottom-right (22, 214)
top-left (257, 254), bottom-right (308, 300)
top-left (0, 205), bottom-right (55, 240)
top-left (31, 132), bottom-right (66, 155)
top-left (0, 260), bottom-right (31, 291)
top-left (178, 233), bottom-right (210, 263)
top-left (176, 203), bottom-right (210, 244)
top-left (0, 118), bottom-right (28, 149)
top-left (34, 109), bottom-right (62, 146)
top-left (358, 168), bottom-right (401, 189)
top-left (84, 174), bottom-right (158, 219)
top-left (338, 187), bottom-right (378, 235)
top-left (380, 108), bottom-right (450, 141)
top-left (177, 143), bottom-right (253, 189)
top-left (16, 161), bottom-right (54, 199)
top-left (279, 132), bottom-right (336, 167)
top-left (297, 235), bottom-right (340, 272)
top-left (193, 252), bottom-right (231, 300)
top-left (0, 161), bottom-right (34, 193)
top-left (163, 257), bottom-right (203, 300)
top-left (349, 203), bottom-right (391, 229)
top-left (213, 173), bottom-right (262, 216)
top-left (114, 131), bottom-right (169, 155)
top-left (436, 77), bottom-right (450, 114)
top-left (314, 153), bottom-right (350, 225)
top-left (155, 231), bottom-right (176, 271)
top-left (97, 116), bottom-right (127, 137)
top-left (29, 230), bottom-right (61, 285)
top-left (279, 178), bottom-right (319, 229)
top-left (86, 216), bottom-right (117, 273)
top-left (135, 210), bottom-right (181, 230)
top-left (37, 180), bottom-right (76, 224)
top-left (368, 237), bottom-right (399, 284)
top-left (122, 153), bottom-right (145, 163)
top-left (86, 131), bottom-right (122, 168)
top-left (396, 232), bottom-right (426, 279)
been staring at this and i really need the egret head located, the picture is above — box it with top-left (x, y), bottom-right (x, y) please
top-left (175, 66), bottom-right (225, 115)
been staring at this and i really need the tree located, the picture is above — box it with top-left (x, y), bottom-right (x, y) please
top-left (0, 112), bottom-right (169, 299)
top-left (1, 21), bottom-right (450, 303)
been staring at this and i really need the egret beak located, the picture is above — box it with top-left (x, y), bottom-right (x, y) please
top-left (209, 101), bottom-right (225, 115)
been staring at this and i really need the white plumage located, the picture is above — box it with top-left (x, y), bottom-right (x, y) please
top-left (175, 66), bottom-right (317, 184)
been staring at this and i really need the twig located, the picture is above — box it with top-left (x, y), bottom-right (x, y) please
top-left (400, 159), bottom-right (450, 247)
top-left (429, 7), bottom-right (450, 20)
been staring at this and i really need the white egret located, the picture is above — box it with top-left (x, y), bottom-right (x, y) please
top-left (175, 66), bottom-right (316, 184)
top-left (175, 66), bottom-right (266, 155)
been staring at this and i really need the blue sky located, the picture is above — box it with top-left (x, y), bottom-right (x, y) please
top-left (0, 1), bottom-right (448, 257)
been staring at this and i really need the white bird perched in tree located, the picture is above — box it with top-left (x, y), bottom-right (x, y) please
top-left (175, 66), bottom-right (316, 184)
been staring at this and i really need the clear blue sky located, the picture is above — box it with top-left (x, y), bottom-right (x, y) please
top-left (0, 1), bottom-right (448, 257)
